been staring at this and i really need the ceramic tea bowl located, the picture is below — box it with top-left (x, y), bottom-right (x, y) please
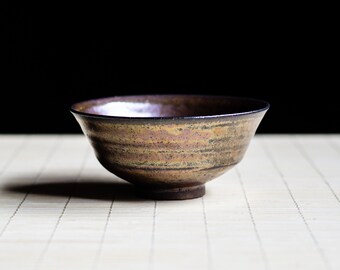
top-left (71, 95), bottom-right (269, 200)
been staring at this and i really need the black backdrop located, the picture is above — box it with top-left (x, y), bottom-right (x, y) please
top-left (3, 4), bottom-right (337, 134)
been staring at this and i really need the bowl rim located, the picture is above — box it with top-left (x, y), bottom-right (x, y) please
top-left (70, 94), bottom-right (270, 120)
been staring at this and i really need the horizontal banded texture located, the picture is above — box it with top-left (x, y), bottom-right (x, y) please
top-left (75, 113), bottom-right (265, 187)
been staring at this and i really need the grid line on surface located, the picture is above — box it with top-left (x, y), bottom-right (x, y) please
top-left (0, 136), bottom-right (27, 174)
top-left (92, 194), bottom-right (115, 270)
top-left (36, 147), bottom-right (91, 269)
top-left (1, 135), bottom-right (340, 270)
top-left (293, 138), bottom-right (340, 205)
top-left (0, 137), bottom-right (60, 240)
top-left (149, 201), bottom-right (157, 270)
top-left (261, 140), bottom-right (332, 270)
top-left (202, 197), bottom-right (213, 270)
top-left (236, 167), bottom-right (269, 270)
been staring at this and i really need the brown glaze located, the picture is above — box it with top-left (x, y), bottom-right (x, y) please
top-left (71, 95), bottom-right (269, 200)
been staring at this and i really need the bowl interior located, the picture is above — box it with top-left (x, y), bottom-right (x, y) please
top-left (71, 95), bottom-right (268, 118)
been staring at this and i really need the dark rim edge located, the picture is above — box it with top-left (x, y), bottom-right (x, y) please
top-left (70, 94), bottom-right (270, 120)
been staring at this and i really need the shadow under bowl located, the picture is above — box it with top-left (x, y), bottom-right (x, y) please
top-left (71, 95), bottom-right (269, 200)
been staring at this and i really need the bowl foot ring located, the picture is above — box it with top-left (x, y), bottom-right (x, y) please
top-left (136, 185), bottom-right (205, 200)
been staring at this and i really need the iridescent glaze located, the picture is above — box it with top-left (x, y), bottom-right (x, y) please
top-left (71, 95), bottom-right (269, 200)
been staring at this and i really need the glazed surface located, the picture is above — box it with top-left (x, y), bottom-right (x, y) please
top-left (71, 95), bottom-right (268, 118)
top-left (71, 95), bottom-right (269, 199)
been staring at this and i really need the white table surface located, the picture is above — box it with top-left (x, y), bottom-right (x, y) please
top-left (0, 135), bottom-right (340, 270)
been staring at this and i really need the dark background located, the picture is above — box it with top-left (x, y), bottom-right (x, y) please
top-left (2, 4), bottom-right (337, 134)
